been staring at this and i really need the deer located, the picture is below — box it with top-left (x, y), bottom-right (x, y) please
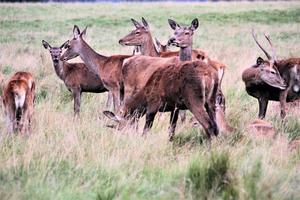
top-left (104, 60), bottom-right (219, 141)
top-left (60, 25), bottom-right (131, 112)
top-left (2, 72), bottom-right (35, 135)
top-left (119, 18), bottom-right (209, 62)
top-left (119, 18), bottom-right (228, 114)
top-left (42, 40), bottom-right (108, 116)
top-left (242, 30), bottom-right (300, 119)
top-left (119, 18), bottom-right (201, 124)
top-left (167, 18), bottom-right (233, 132)
top-left (106, 20), bottom-right (224, 138)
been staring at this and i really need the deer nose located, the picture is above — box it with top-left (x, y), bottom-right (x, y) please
top-left (168, 38), bottom-right (175, 45)
top-left (119, 39), bottom-right (124, 45)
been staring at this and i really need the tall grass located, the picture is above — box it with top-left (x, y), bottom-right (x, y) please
top-left (0, 2), bottom-right (300, 200)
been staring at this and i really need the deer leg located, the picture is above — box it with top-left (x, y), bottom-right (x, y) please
top-left (6, 113), bottom-right (14, 134)
top-left (142, 112), bottom-right (157, 136)
top-left (168, 108), bottom-right (179, 141)
top-left (279, 90), bottom-right (288, 119)
top-left (111, 90), bottom-right (121, 112)
top-left (105, 92), bottom-right (113, 109)
top-left (258, 97), bottom-right (268, 119)
top-left (189, 103), bottom-right (219, 139)
top-left (20, 109), bottom-right (30, 135)
top-left (179, 110), bottom-right (186, 123)
top-left (73, 89), bottom-right (81, 116)
top-left (216, 89), bottom-right (226, 113)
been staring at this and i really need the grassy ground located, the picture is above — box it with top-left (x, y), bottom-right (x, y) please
top-left (0, 2), bottom-right (300, 200)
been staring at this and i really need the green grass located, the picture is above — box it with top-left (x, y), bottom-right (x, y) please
top-left (0, 2), bottom-right (300, 200)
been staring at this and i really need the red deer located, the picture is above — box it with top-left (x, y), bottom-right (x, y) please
top-left (120, 19), bottom-right (201, 106)
top-left (119, 18), bottom-right (203, 122)
top-left (242, 30), bottom-right (300, 119)
top-left (167, 18), bottom-right (233, 132)
top-left (119, 18), bottom-right (208, 61)
top-left (60, 25), bottom-right (131, 111)
top-left (2, 72), bottom-right (35, 134)
top-left (114, 18), bottom-right (233, 137)
top-left (106, 20), bottom-right (225, 138)
top-left (42, 40), bottom-right (108, 115)
top-left (119, 18), bottom-right (228, 113)
top-left (104, 60), bottom-right (219, 140)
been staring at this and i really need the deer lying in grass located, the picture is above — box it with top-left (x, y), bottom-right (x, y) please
top-left (242, 30), bottom-right (300, 119)
top-left (104, 60), bottom-right (219, 140)
top-left (42, 40), bottom-right (108, 115)
top-left (2, 72), bottom-right (35, 134)
top-left (60, 25), bottom-right (131, 111)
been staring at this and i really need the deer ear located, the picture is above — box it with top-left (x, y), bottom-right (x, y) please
top-left (155, 37), bottom-right (161, 47)
top-left (73, 25), bottom-right (81, 39)
top-left (42, 40), bottom-right (51, 50)
top-left (131, 18), bottom-right (142, 28)
top-left (103, 111), bottom-right (120, 123)
top-left (190, 18), bottom-right (199, 31)
top-left (168, 19), bottom-right (180, 30)
top-left (141, 17), bottom-right (149, 29)
top-left (257, 57), bottom-right (264, 66)
top-left (60, 40), bottom-right (69, 49)
top-left (80, 26), bottom-right (87, 37)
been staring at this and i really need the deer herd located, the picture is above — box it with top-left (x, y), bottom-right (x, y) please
top-left (0, 18), bottom-right (299, 140)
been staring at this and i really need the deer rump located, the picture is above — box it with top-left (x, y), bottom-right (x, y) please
top-left (106, 60), bottom-right (219, 138)
top-left (2, 72), bottom-right (35, 134)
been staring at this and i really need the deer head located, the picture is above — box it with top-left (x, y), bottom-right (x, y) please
top-left (119, 18), bottom-right (151, 46)
top-left (168, 18), bottom-right (199, 48)
top-left (252, 30), bottom-right (286, 90)
top-left (42, 40), bottom-right (69, 62)
top-left (103, 106), bottom-right (134, 130)
top-left (60, 25), bottom-right (87, 61)
top-left (155, 38), bottom-right (168, 52)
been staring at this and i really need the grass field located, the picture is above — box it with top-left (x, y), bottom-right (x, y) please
top-left (0, 2), bottom-right (300, 200)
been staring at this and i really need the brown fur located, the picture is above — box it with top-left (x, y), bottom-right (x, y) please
top-left (43, 40), bottom-right (108, 115)
top-left (106, 60), bottom-right (219, 140)
top-left (60, 26), bottom-right (131, 111)
top-left (119, 18), bottom-right (231, 133)
top-left (242, 34), bottom-right (300, 119)
top-left (2, 72), bottom-right (35, 135)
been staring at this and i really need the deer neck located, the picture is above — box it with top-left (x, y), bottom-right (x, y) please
top-left (179, 45), bottom-right (192, 61)
top-left (79, 40), bottom-right (106, 76)
top-left (52, 59), bottom-right (65, 80)
top-left (140, 35), bottom-right (159, 57)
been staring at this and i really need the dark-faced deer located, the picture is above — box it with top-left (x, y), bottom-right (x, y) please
top-left (60, 25), bottom-right (131, 111)
top-left (104, 60), bottom-right (219, 140)
top-left (42, 40), bottom-right (108, 116)
top-left (242, 30), bottom-right (287, 119)
top-left (264, 35), bottom-right (300, 118)
top-left (2, 72), bottom-right (35, 135)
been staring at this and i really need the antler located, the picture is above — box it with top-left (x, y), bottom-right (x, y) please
top-left (264, 33), bottom-right (278, 61)
top-left (252, 29), bottom-right (272, 60)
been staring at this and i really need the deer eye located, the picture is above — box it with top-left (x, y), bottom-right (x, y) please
top-left (135, 31), bottom-right (140, 35)
top-left (271, 71), bottom-right (276, 75)
top-left (185, 32), bottom-right (189, 35)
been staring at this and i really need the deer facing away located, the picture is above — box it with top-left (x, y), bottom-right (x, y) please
top-left (2, 72), bottom-right (35, 134)
top-left (42, 40), bottom-right (108, 115)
